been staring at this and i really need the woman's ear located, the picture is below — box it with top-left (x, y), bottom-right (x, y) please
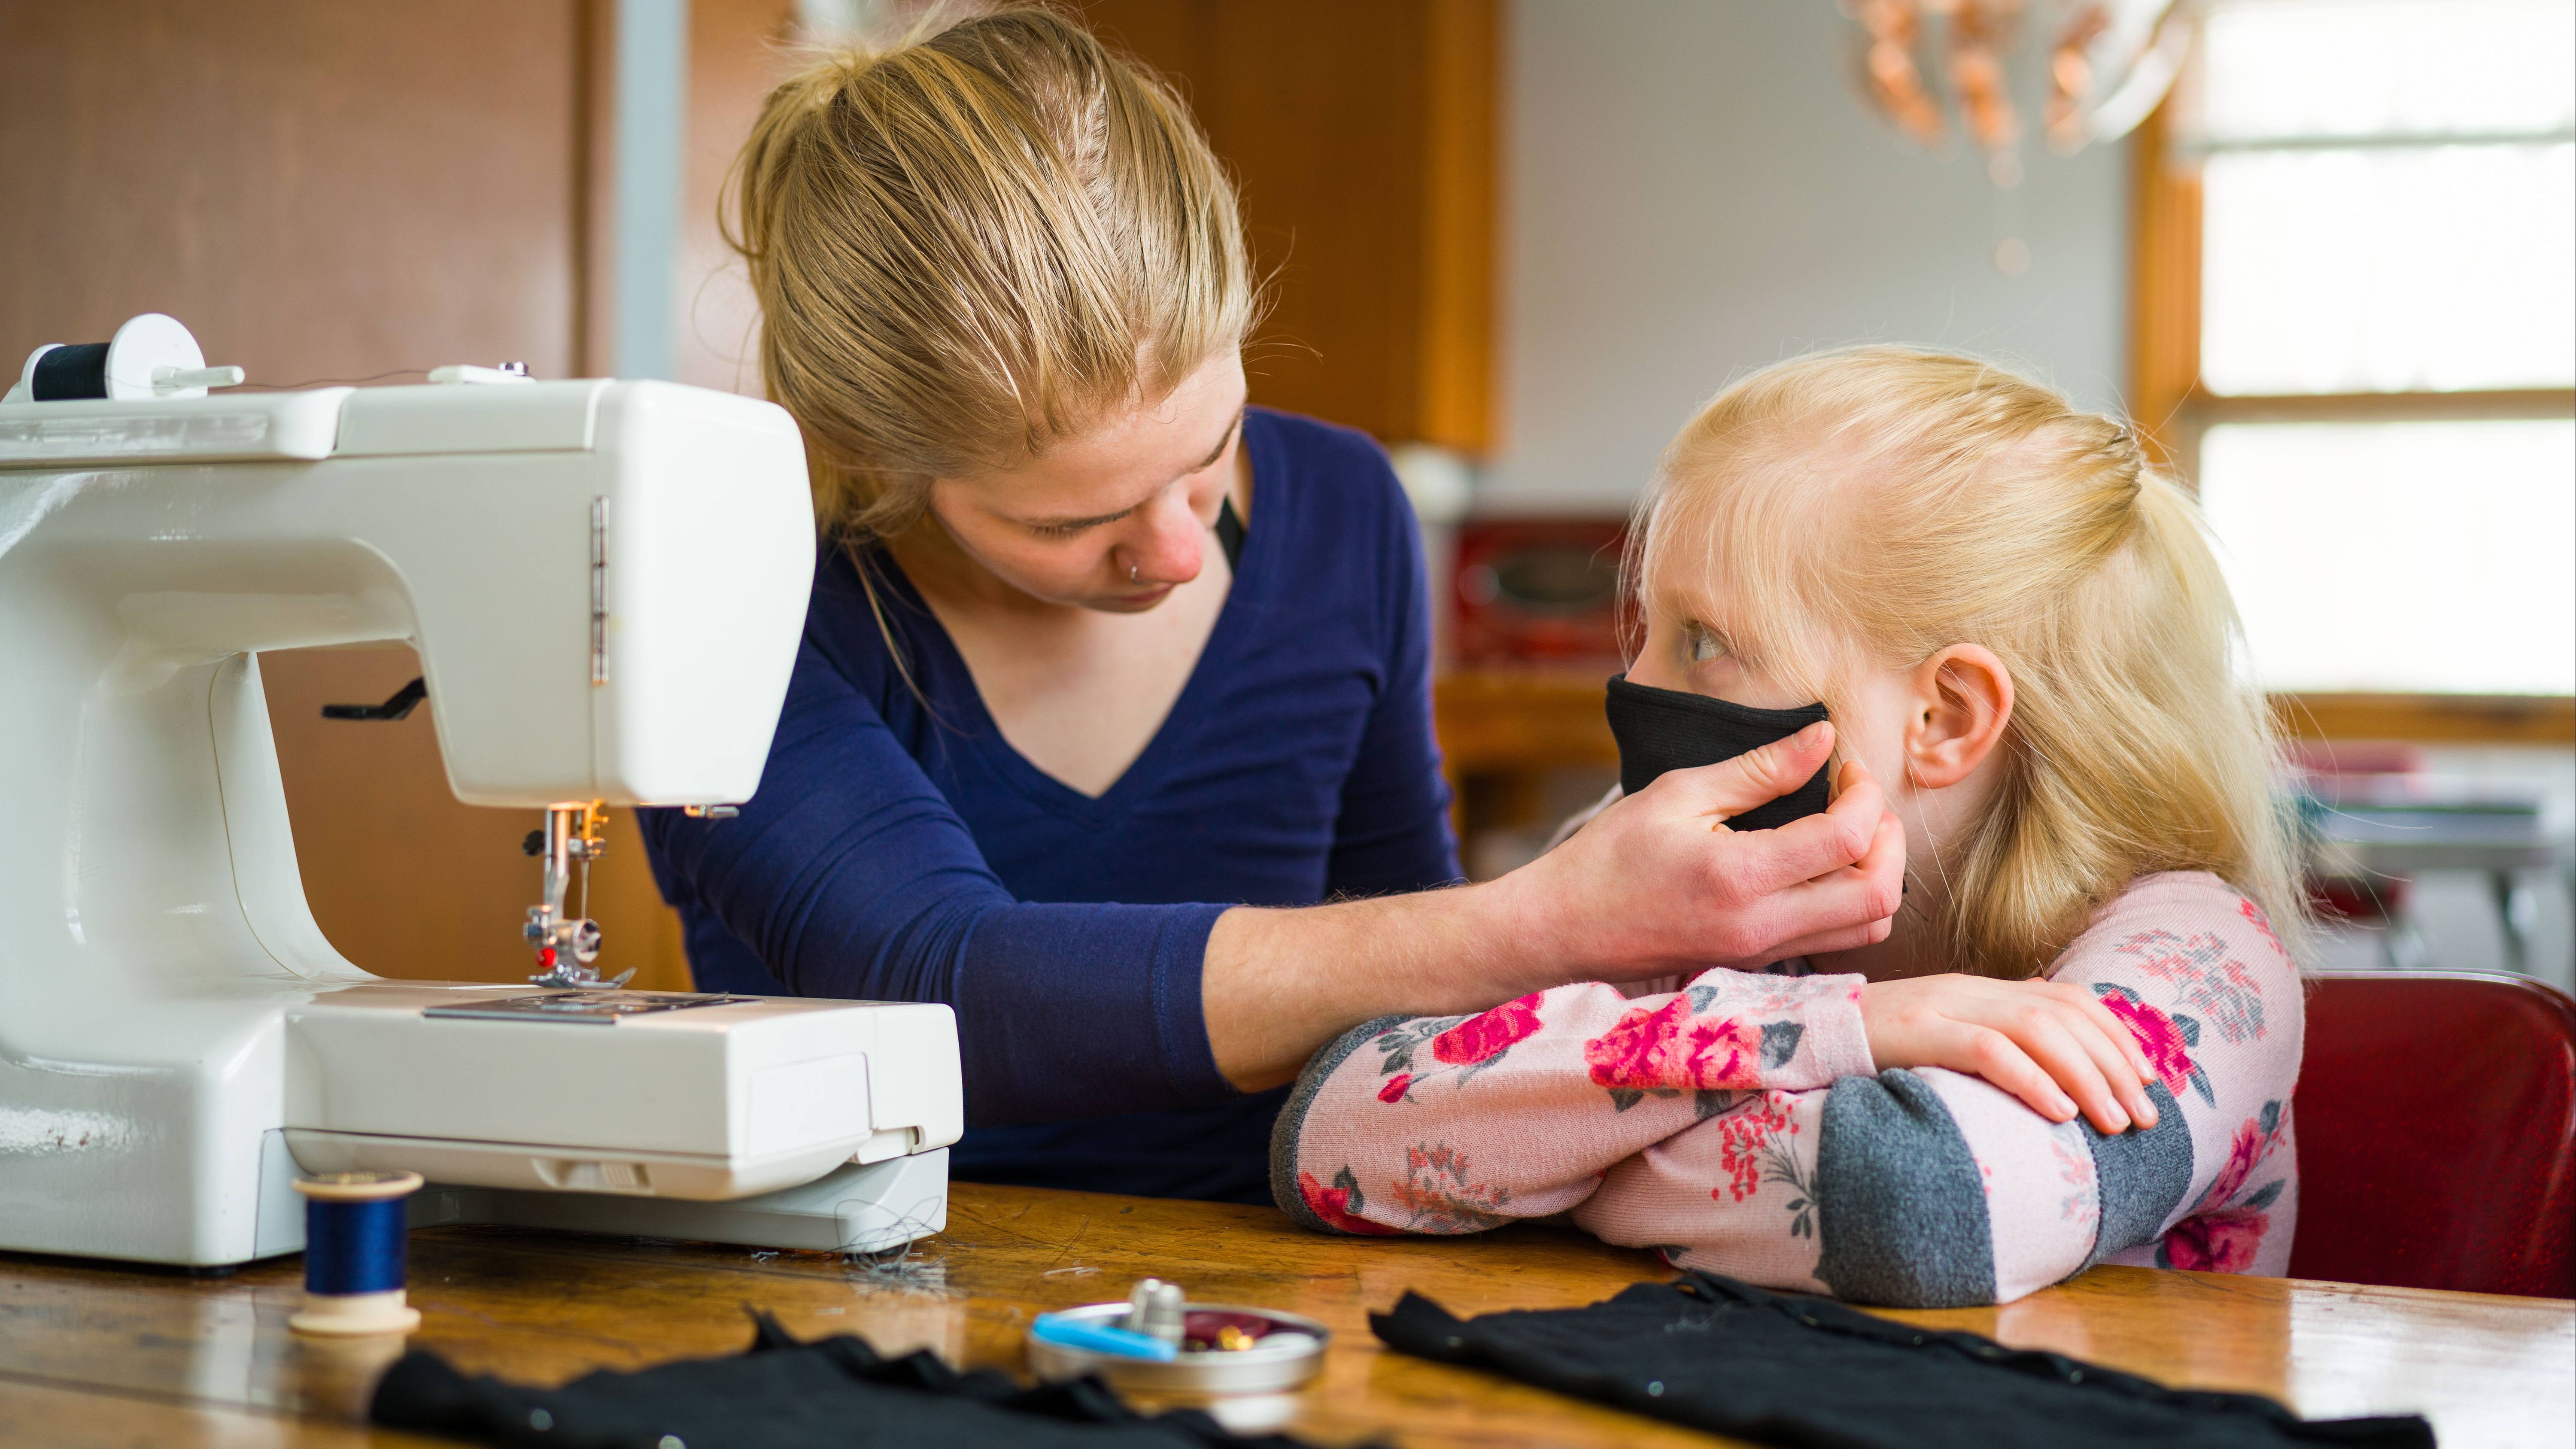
top-left (1901, 644), bottom-right (2014, 790)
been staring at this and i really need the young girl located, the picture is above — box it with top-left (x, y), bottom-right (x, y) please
top-left (1272, 348), bottom-right (2308, 1307)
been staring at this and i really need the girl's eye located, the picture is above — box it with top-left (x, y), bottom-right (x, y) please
top-left (1686, 624), bottom-right (1728, 664)
top-left (1031, 521), bottom-right (1088, 538)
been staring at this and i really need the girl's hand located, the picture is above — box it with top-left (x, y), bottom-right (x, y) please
top-left (1858, 974), bottom-right (2160, 1134)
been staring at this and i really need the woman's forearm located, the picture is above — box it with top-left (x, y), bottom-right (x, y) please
top-left (1203, 882), bottom-right (1533, 1091)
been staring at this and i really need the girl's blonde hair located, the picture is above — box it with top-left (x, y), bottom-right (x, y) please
top-left (1634, 346), bottom-right (2306, 978)
top-left (727, 4), bottom-right (1255, 544)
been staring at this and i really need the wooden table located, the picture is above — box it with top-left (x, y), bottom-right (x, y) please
top-left (2, 1183), bottom-right (2568, 1448)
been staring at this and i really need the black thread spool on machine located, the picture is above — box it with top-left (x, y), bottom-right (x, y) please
top-left (4, 312), bottom-right (245, 404)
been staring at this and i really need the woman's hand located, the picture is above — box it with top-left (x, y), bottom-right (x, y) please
top-left (1493, 721), bottom-right (1908, 981)
top-left (1859, 973), bottom-right (2160, 1133)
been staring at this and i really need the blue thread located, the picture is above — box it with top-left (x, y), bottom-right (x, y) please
top-left (304, 1194), bottom-right (409, 1295)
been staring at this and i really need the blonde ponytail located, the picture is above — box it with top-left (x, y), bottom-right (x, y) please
top-left (727, 5), bottom-right (1255, 545)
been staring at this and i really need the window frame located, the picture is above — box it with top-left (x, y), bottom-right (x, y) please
top-left (2128, 85), bottom-right (2576, 745)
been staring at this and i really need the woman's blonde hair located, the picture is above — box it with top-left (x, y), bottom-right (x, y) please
top-left (727, 4), bottom-right (1255, 544)
top-left (1633, 346), bottom-right (2306, 978)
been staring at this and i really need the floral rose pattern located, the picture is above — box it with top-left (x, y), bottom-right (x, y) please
top-left (2114, 928), bottom-right (2268, 1045)
top-left (1702, 1091), bottom-right (1816, 1236)
top-left (1709, 1091), bottom-right (1795, 1203)
top-left (1432, 993), bottom-right (1545, 1066)
top-left (1297, 1166), bottom-right (1400, 1235)
top-left (2158, 1099), bottom-right (2291, 1271)
top-left (1388, 1144), bottom-right (1514, 1233)
top-left (2095, 983), bottom-right (2216, 1106)
top-left (2050, 1132), bottom-right (2098, 1225)
top-left (2154, 1093), bottom-right (2298, 1263)
top-left (1366, 994), bottom-right (1550, 1104)
top-left (1580, 991), bottom-right (1811, 1112)
top-left (2162, 1207), bottom-right (2269, 1273)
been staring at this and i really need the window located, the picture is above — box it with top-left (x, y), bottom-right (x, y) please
top-left (2132, 0), bottom-right (2576, 734)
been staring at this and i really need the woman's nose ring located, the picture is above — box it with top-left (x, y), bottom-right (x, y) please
top-left (1130, 561), bottom-right (1142, 585)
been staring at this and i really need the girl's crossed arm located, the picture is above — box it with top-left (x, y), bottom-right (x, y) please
top-left (1271, 872), bottom-right (2302, 1308)
top-left (1271, 966), bottom-right (1874, 1235)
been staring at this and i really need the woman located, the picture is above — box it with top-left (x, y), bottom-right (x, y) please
top-left (641, 7), bottom-right (1906, 1205)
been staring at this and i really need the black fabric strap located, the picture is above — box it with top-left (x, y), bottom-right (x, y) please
top-left (373, 1311), bottom-right (1354, 1449)
top-left (1371, 1273), bottom-right (2433, 1449)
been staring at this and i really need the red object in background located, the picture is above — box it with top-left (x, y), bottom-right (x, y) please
top-left (1451, 520), bottom-right (1634, 668)
top-left (2285, 741), bottom-right (2428, 777)
top-left (2289, 972), bottom-right (2576, 1297)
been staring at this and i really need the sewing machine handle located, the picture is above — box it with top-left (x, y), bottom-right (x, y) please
top-left (320, 677), bottom-right (427, 722)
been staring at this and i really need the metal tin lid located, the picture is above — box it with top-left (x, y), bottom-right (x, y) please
top-left (1027, 1300), bottom-right (1329, 1395)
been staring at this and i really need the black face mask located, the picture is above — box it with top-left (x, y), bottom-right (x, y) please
top-left (1604, 674), bottom-right (1831, 832)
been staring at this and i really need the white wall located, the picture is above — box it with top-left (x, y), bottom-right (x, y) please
top-left (1482, 0), bottom-right (2135, 513)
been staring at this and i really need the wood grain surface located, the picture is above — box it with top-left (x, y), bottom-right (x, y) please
top-left (1, 1182), bottom-right (2567, 1448)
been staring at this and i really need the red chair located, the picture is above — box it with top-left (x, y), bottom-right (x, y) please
top-left (2290, 971), bottom-right (2576, 1298)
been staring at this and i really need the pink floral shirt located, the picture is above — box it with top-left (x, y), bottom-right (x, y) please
top-left (1272, 872), bottom-right (2302, 1307)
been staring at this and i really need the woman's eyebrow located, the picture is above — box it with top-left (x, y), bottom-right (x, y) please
top-left (1021, 410), bottom-right (1244, 529)
top-left (1027, 502), bottom-right (1138, 529)
top-left (1192, 408), bottom-right (1244, 474)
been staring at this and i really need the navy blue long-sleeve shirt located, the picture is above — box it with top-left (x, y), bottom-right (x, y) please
top-left (640, 408), bottom-right (1461, 1204)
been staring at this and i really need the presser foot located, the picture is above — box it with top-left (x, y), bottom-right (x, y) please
top-left (529, 960), bottom-right (635, 990)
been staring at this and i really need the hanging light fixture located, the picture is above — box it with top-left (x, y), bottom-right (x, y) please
top-left (1844, 0), bottom-right (2193, 274)
top-left (1847, 0), bottom-right (2194, 162)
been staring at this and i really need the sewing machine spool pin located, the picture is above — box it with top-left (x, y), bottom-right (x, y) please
top-left (5, 312), bottom-right (246, 404)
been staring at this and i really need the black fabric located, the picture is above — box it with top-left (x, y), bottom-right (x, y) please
top-left (1603, 674), bottom-right (1830, 831)
top-left (371, 1311), bottom-right (1350, 1449)
top-left (1215, 495), bottom-right (1246, 571)
top-left (1371, 1272), bottom-right (2435, 1449)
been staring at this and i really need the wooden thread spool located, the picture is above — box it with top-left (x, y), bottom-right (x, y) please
top-left (289, 1170), bottom-right (424, 1337)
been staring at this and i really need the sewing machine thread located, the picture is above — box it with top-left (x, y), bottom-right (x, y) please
top-left (289, 1170), bottom-right (424, 1337)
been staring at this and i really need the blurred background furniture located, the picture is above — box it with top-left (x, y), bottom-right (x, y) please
top-left (2292, 744), bottom-right (2574, 990)
top-left (2288, 971), bottom-right (2576, 1298)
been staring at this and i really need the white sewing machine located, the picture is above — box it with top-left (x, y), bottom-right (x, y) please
top-left (0, 315), bottom-right (961, 1268)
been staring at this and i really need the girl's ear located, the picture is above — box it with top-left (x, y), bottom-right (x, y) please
top-left (1901, 644), bottom-right (2014, 790)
